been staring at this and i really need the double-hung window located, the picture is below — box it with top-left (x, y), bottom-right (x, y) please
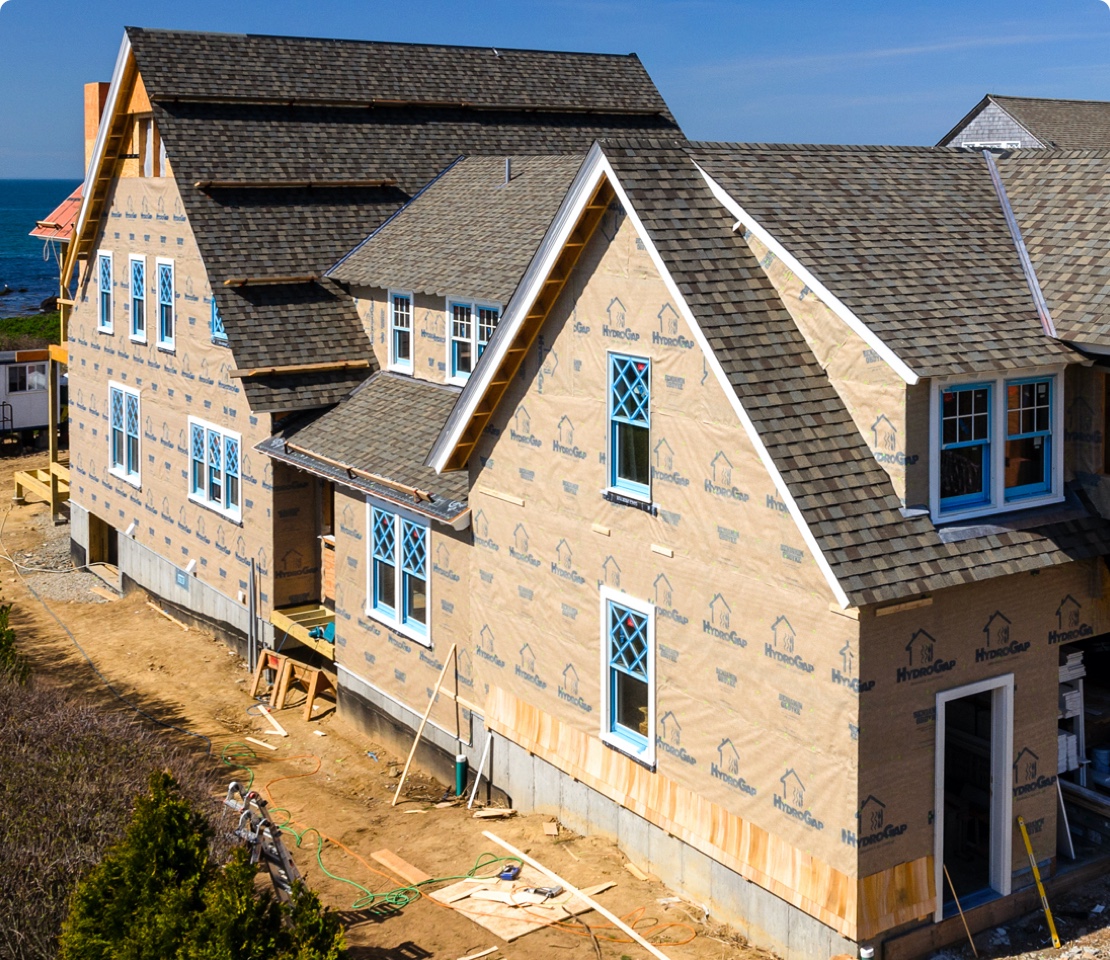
top-left (108, 382), bottom-right (140, 485)
top-left (934, 372), bottom-right (1060, 520)
top-left (129, 255), bottom-right (146, 342)
top-left (210, 298), bottom-right (227, 344)
top-left (599, 588), bottom-right (655, 765)
top-left (97, 251), bottom-right (112, 333)
top-left (369, 505), bottom-right (428, 641)
top-left (188, 417), bottom-right (240, 520)
top-left (7, 363), bottom-right (46, 394)
top-left (608, 353), bottom-right (651, 499)
top-left (389, 292), bottom-right (413, 372)
top-left (156, 259), bottom-right (174, 349)
top-left (447, 299), bottom-right (500, 383)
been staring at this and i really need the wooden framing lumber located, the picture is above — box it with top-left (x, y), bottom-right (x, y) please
top-left (370, 849), bottom-right (433, 885)
top-left (222, 274), bottom-right (320, 287)
top-left (229, 359), bottom-right (370, 378)
top-left (49, 343), bottom-right (68, 364)
top-left (392, 644), bottom-right (457, 805)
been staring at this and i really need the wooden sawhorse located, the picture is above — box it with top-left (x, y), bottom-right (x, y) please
top-left (249, 651), bottom-right (337, 721)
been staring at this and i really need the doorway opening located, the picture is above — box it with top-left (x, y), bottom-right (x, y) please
top-left (87, 512), bottom-right (118, 567)
top-left (935, 676), bottom-right (1013, 921)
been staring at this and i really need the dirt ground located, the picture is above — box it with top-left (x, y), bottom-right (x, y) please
top-left (4, 449), bottom-right (1110, 960)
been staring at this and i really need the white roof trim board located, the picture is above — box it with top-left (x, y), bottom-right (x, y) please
top-left (72, 34), bottom-right (133, 263)
top-left (695, 165), bottom-right (921, 387)
top-left (430, 145), bottom-right (853, 609)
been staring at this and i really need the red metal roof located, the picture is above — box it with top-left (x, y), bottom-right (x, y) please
top-left (29, 185), bottom-right (83, 242)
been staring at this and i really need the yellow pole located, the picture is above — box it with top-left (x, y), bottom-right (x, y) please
top-left (1018, 815), bottom-right (1061, 948)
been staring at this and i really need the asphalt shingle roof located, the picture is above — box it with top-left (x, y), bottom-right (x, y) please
top-left (603, 139), bottom-right (1110, 606)
top-left (127, 27), bottom-right (681, 411)
top-left (259, 372), bottom-right (467, 521)
top-left (997, 150), bottom-right (1110, 345)
top-left (691, 142), bottom-right (1076, 378)
top-left (991, 96), bottom-right (1110, 151)
top-left (330, 155), bottom-right (584, 302)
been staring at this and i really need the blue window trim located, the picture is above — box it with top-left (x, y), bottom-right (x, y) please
top-left (938, 382), bottom-right (991, 513)
top-left (607, 599), bottom-right (649, 750)
top-left (389, 292), bottom-right (412, 371)
top-left (108, 382), bottom-right (140, 485)
top-left (608, 353), bottom-right (651, 499)
top-left (97, 252), bottom-right (112, 332)
top-left (400, 520), bottom-right (427, 636)
top-left (368, 504), bottom-right (431, 644)
top-left (210, 298), bottom-right (227, 344)
top-left (371, 507), bottom-right (397, 618)
top-left (599, 588), bottom-right (655, 766)
top-left (447, 298), bottom-right (500, 383)
top-left (1004, 376), bottom-right (1052, 501)
top-left (187, 417), bottom-right (241, 519)
top-left (129, 256), bottom-right (145, 342)
top-left (156, 259), bottom-right (174, 349)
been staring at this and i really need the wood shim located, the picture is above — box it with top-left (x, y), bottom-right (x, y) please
top-left (245, 736), bottom-right (277, 751)
top-left (370, 849), bottom-right (432, 886)
top-left (258, 705), bottom-right (288, 737)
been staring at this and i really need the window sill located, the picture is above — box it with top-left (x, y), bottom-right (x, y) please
top-left (364, 606), bottom-right (431, 648)
top-left (935, 492), bottom-right (1064, 526)
top-left (129, 335), bottom-right (147, 345)
top-left (109, 468), bottom-right (141, 489)
top-left (98, 327), bottom-right (114, 336)
top-left (388, 363), bottom-right (413, 375)
top-left (211, 337), bottom-right (229, 348)
top-left (187, 493), bottom-right (242, 525)
top-left (600, 731), bottom-right (656, 770)
top-left (602, 488), bottom-right (656, 514)
top-left (156, 343), bottom-right (176, 354)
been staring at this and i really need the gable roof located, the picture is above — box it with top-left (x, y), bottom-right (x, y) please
top-left (989, 96), bottom-right (1110, 150)
top-left (112, 27), bottom-right (681, 412)
top-left (996, 150), bottom-right (1110, 346)
top-left (691, 142), bottom-right (1076, 378)
top-left (330, 155), bottom-right (585, 304)
top-left (257, 372), bottom-right (468, 523)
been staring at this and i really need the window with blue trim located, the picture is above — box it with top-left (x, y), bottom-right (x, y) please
top-left (448, 299), bottom-right (499, 382)
top-left (609, 353), bottom-right (651, 498)
top-left (108, 382), bottom-right (140, 484)
top-left (369, 506), bottom-right (429, 640)
top-left (210, 298), bottom-right (227, 344)
top-left (156, 260), bottom-right (174, 348)
top-left (935, 373), bottom-right (1060, 519)
top-left (129, 256), bottom-right (145, 341)
top-left (97, 252), bottom-right (112, 332)
top-left (939, 383), bottom-right (990, 510)
top-left (389, 293), bottom-right (412, 371)
top-left (601, 591), bottom-right (654, 762)
top-left (188, 417), bottom-right (240, 519)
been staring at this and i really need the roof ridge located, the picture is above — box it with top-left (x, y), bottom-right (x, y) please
top-left (991, 93), bottom-right (1110, 107)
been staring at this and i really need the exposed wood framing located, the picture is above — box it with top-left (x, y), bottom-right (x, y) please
top-left (282, 442), bottom-right (433, 502)
top-left (444, 179), bottom-right (614, 471)
top-left (223, 275), bottom-right (320, 287)
top-left (48, 344), bottom-right (68, 364)
top-left (196, 178), bottom-right (397, 191)
top-left (229, 358), bottom-right (370, 377)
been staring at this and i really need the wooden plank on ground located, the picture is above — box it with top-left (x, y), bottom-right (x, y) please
top-left (370, 849), bottom-right (433, 885)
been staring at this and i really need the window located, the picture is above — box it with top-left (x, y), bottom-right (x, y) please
top-left (97, 251), bottom-right (112, 332)
top-left (188, 418), bottom-right (240, 519)
top-left (129, 255), bottom-right (146, 342)
top-left (600, 588), bottom-right (655, 764)
top-left (136, 115), bottom-right (164, 177)
top-left (369, 505), bottom-right (428, 642)
top-left (447, 298), bottom-right (500, 382)
top-left (210, 298), bottom-right (227, 344)
top-left (608, 353), bottom-right (651, 499)
top-left (108, 382), bottom-right (140, 485)
top-left (7, 363), bottom-right (46, 394)
top-left (389, 292), bottom-right (413, 371)
top-left (156, 259), bottom-right (174, 349)
top-left (934, 373), bottom-right (1060, 520)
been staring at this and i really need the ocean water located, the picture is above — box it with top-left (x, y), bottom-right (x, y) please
top-left (0, 179), bottom-right (82, 319)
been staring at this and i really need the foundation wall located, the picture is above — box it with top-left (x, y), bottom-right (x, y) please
top-left (67, 176), bottom-right (291, 619)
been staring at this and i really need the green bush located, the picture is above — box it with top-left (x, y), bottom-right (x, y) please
top-left (0, 313), bottom-right (60, 350)
top-left (0, 605), bottom-right (29, 685)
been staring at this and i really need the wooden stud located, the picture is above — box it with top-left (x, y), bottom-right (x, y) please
top-left (392, 644), bottom-right (457, 806)
top-left (229, 358), bottom-right (370, 377)
top-left (371, 849), bottom-right (433, 885)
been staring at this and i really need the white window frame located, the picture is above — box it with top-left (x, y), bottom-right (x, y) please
top-left (129, 254), bottom-right (147, 343)
top-left (96, 249), bottom-right (113, 333)
top-left (960, 140), bottom-right (1022, 150)
top-left (187, 416), bottom-right (242, 522)
top-left (929, 368), bottom-right (1063, 523)
top-left (933, 674), bottom-right (1014, 922)
top-left (365, 499), bottom-right (431, 647)
top-left (7, 362), bottom-right (47, 395)
top-left (388, 290), bottom-right (414, 373)
top-left (155, 257), bottom-right (175, 351)
top-left (598, 585), bottom-right (656, 767)
top-left (107, 380), bottom-right (141, 487)
top-left (445, 297), bottom-right (501, 385)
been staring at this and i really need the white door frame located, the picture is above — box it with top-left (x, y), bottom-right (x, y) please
top-left (934, 674), bottom-right (1014, 922)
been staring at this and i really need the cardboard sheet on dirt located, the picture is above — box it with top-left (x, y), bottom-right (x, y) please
top-left (742, 233), bottom-right (919, 506)
top-left (68, 175), bottom-right (302, 614)
top-left (465, 212), bottom-right (861, 872)
top-left (858, 560), bottom-right (1110, 877)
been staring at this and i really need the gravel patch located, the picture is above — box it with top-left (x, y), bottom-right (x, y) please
top-left (6, 511), bottom-right (109, 604)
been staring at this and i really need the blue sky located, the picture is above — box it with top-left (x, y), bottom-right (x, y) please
top-left (1, 0), bottom-right (1109, 178)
